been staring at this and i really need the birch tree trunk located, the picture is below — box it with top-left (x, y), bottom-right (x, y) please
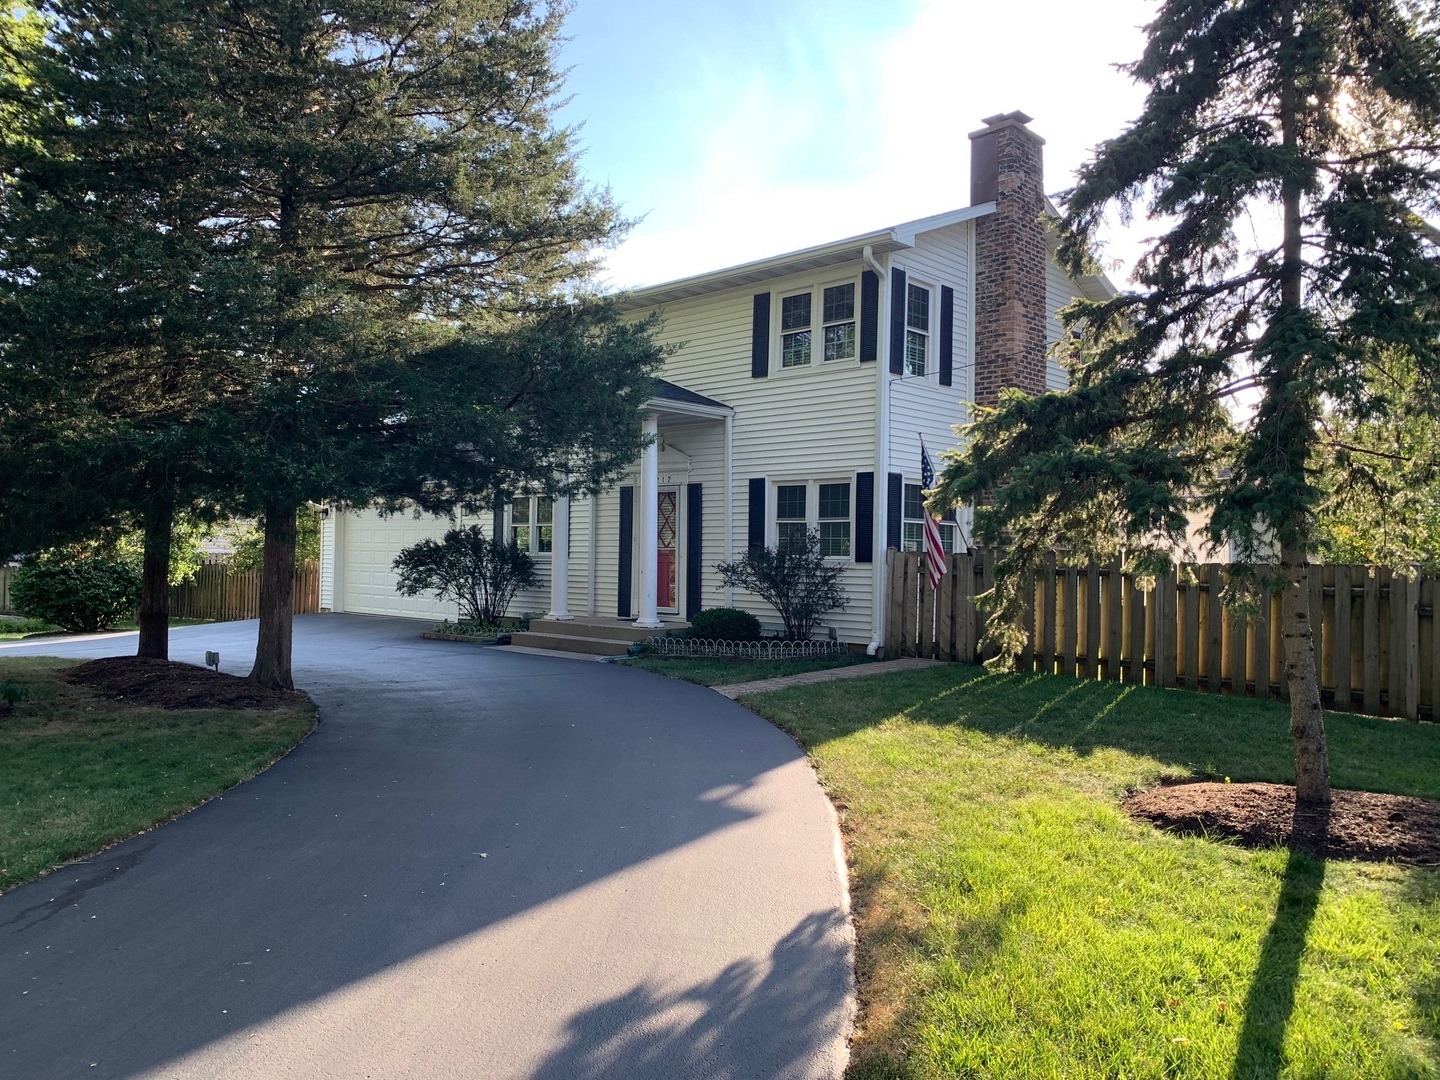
top-left (249, 505), bottom-right (297, 690)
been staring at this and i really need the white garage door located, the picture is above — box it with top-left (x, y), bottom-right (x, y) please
top-left (338, 507), bottom-right (461, 620)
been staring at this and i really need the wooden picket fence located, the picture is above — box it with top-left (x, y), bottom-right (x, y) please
top-left (169, 560), bottom-right (320, 622)
top-left (884, 548), bottom-right (1440, 721)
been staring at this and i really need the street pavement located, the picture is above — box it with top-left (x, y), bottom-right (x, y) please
top-left (0, 615), bottom-right (852, 1079)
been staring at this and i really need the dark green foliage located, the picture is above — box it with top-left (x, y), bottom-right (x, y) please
top-left (10, 550), bottom-right (141, 632)
top-left (393, 526), bottom-right (539, 626)
top-left (0, 1), bottom-right (664, 682)
top-left (688, 607), bottom-right (763, 643)
top-left (0, 681), bottom-right (26, 708)
top-left (715, 530), bottom-right (848, 641)
top-left (933, 0), bottom-right (1440, 657)
top-left (230, 508), bottom-right (321, 574)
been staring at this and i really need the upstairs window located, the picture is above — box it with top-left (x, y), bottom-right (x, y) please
top-left (780, 293), bottom-right (812, 368)
top-left (511, 495), bottom-right (553, 553)
top-left (822, 284), bottom-right (856, 362)
top-left (905, 282), bottom-right (930, 376)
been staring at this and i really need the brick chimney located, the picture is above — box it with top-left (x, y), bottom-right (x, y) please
top-left (970, 111), bottom-right (1048, 407)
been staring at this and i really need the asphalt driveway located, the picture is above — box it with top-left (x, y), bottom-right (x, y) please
top-left (0, 615), bottom-right (852, 1079)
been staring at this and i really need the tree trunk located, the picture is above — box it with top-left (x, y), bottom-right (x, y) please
top-left (1280, 545), bottom-right (1331, 806)
top-left (249, 504), bottom-right (297, 690)
top-left (136, 495), bottom-right (173, 660)
top-left (1274, 1), bottom-right (1330, 808)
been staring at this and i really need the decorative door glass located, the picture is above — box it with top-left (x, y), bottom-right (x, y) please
top-left (657, 490), bottom-right (678, 609)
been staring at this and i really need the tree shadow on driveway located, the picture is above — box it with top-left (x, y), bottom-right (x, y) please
top-left (0, 616), bottom-right (851, 1079)
top-left (532, 910), bottom-right (851, 1080)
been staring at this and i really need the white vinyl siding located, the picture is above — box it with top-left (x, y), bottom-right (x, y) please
top-left (319, 507), bottom-right (336, 611)
top-left (886, 221), bottom-right (975, 544)
top-left (1046, 256), bottom-right (1088, 392)
top-left (624, 269), bottom-right (877, 642)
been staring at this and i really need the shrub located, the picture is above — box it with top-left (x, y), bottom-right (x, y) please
top-left (689, 607), bottom-right (762, 642)
top-left (10, 550), bottom-right (142, 633)
top-left (715, 529), bottom-right (848, 641)
top-left (393, 526), bottom-right (539, 625)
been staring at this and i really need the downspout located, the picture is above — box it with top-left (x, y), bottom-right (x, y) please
top-left (864, 244), bottom-right (888, 656)
top-left (724, 410), bottom-right (735, 607)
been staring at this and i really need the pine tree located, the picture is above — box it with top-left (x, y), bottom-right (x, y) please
top-left (933, 0), bottom-right (1440, 807)
top-left (2, 1), bottom-right (659, 687)
top-left (0, 0), bottom-right (245, 659)
top-left (184, 0), bottom-right (639, 689)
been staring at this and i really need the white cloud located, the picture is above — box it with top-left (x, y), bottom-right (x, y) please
top-left (596, 0), bottom-right (1157, 291)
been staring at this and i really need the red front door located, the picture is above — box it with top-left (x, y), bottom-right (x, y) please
top-left (657, 489), bottom-right (678, 609)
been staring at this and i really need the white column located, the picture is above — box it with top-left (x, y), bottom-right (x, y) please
top-left (545, 489), bottom-right (573, 621)
top-left (633, 413), bottom-right (664, 628)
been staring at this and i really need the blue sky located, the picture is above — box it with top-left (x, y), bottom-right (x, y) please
top-left (553, 0), bottom-right (1160, 289)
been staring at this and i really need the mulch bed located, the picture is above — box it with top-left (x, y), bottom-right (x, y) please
top-left (64, 656), bottom-right (309, 711)
top-left (1124, 781), bottom-right (1440, 866)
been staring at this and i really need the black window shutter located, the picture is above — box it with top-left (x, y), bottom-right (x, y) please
top-left (855, 472), bottom-right (875, 563)
top-left (751, 293), bottom-right (771, 378)
top-left (888, 269), bottom-right (907, 375)
top-left (859, 270), bottom-right (879, 363)
top-left (617, 486), bottom-right (633, 618)
top-left (747, 478), bottom-right (766, 552)
top-left (492, 490), bottom-right (506, 542)
top-left (686, 483), bottom-right (703, 618)
top-left (940, 285), bottom-right (955, 387)
top-left (886, 472), bottom-right (903, 551)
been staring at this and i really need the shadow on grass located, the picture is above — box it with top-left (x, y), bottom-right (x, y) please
top-left (1229, 804), bottom-right (1329, 1080)
top-left (759, 665), bottom-right (1440, 799)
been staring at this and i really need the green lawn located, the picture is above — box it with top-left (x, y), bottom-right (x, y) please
top-left (0, 616), bottom-right (214, 642)
top-left (623, 653), bottom-right (866, 686)
top-left (0, 656), bottom-right (315, 893)
top-left (741, 665), bottom-right (1440, 1079)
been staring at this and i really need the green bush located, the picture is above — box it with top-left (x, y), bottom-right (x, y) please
top-left (10, 551), bottom-right (141, 633)
top-left (689, 607), bottom-right (762, 642)
top-left (393, 526), bottom-right (539, 625)
top-left (715, 529), bottom-right (848, 641)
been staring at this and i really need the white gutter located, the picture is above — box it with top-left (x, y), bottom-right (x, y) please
top-left (865, 244), bottom-right (888, 657)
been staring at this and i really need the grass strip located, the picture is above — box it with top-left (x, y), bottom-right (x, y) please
top-left (624, 653), bottom-right (866, 686)
top-left (744, 665), bottom-right (1440, 1079)
top-left (0, 656), bottom-right (315, 893)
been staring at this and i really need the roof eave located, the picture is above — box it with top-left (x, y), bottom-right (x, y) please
top-left (614, 203), bottom-right (998, 312)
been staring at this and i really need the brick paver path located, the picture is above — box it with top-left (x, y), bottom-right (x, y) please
top-left (714, 657), bottom-right (943, 699)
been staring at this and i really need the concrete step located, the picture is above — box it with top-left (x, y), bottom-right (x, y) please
top-left (527, 618), bottom-right (685, 643)
top-left (508, 631), bottom-right (633, 656)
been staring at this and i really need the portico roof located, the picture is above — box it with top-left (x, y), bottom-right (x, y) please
top-left (645, 378), bottom-right (731, 420)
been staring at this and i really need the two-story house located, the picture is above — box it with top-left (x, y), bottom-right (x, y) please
top-left (317, 111), bottom-right (1114, 652)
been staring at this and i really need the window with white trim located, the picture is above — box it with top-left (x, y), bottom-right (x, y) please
top-left (778, 280), bottom-right (857, 368)
top-left (510, 495), bottom-right (553, 553)
top-left (774, 480), bottom-right (851, 558)
top-left (817, 482), bottom-right (851, 556)
top-left (821, 283), bottom-right (856, 362)
top-left (902, 483), bottom-right (957, 553)
top-left (775, 484), bottom-right (807, 547)
top-left (905, 282), bottom-right (930, 376)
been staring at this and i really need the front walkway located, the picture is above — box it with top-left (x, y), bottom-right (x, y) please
top-left (715, 657), bottom-right (943, 699)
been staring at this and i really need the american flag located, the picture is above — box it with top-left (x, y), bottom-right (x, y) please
top-left (919, 438), bottom-right (947, 590)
